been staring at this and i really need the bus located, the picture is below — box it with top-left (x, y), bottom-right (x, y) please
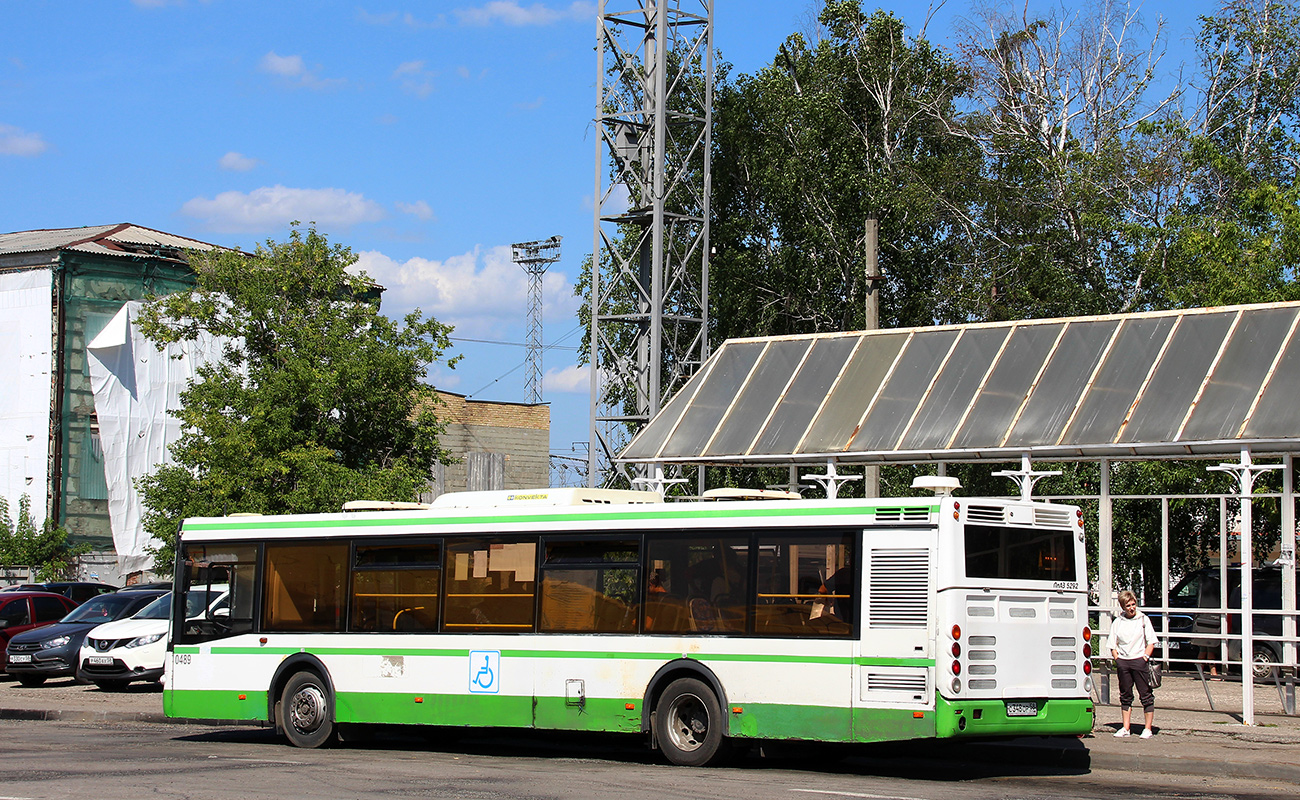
top-left (164, 486), bottom-right (1094, 765)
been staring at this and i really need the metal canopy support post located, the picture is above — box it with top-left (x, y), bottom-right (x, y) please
top-left (993, 453), bottom-right (1061, 502)
top-left (1098, 459), bottom-right (1114, 705)
top-left (1209, 447), bottom-right (1281, 726)
top-left (1283, 454), bottom-right (1296, 715)
top-left (800, 460), bottom-right (861, 499)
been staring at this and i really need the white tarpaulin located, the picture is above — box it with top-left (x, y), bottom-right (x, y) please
top-left (0, 268), bottom-right (53, 529)
top-left (87, 301), bottom-right (223, 574)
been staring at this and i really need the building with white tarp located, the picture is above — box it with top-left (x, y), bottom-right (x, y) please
top-left (0, 224), bottom-right (224, 573)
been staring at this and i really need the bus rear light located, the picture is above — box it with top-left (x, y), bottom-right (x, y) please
top-left (951, 642), bottom-right (961, 657)
top-left (952, 660), bottom-right (961, 676)
top-left (951, 678), bottom-right (961, 693)
top-left (1082, 626), bottom-right (1091, 642)
top-left (952, 624), bottom-right (962, 640)
top-left (1083, 660), bottom-right (1092, 675)
top-left (1083, 643), bottom-right (1092, 658)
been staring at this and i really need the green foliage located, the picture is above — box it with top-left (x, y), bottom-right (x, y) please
top-left (0, 495), bottom-right (87, 581)
top-left (711, 4), bottom-right (978, 337)
top-left (136, 225), bottom-right (458, 574)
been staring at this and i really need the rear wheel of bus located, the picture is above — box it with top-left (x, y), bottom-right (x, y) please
top-left (655, 677), bottom-right (730, 767)
top-left (278, 671), bottom-right (336, 748)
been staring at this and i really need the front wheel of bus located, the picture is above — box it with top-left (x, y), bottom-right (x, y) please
top-left (655, 678), bottom-right (729, 767)
top-left (279, 671), bottom-right (336, 748)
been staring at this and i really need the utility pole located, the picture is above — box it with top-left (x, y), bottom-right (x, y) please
top-left (511, 236), bottom-right (562, 405)
top-left (864, 213), bottom-right (882, 497)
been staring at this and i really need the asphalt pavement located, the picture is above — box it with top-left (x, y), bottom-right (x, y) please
top-left (2, 670), bottom-right (1298, 781)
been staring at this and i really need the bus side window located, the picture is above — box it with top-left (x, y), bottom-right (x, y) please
top-left (755, 532), bottom-right (854, 637)
top-left (351, 541), bottom-right (441, 632)
top-left (263, 543), bottom-right (349, 632)
top-left (443, 540), bottom-right (537, 632)
top-left (538, 539), bottom-right (638, 633)
top-left (643, 537), bottom-right (749, 634)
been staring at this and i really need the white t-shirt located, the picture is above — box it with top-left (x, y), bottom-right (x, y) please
top-left (1111, 611), bottom-right (1156, 660)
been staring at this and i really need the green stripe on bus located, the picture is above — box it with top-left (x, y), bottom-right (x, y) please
top-left (181, 503), bottom-right (937, 532)
top-left (197, 645), bottom-right (922, 668)
top-left (163, 686), bottom-right (1089, 743)
top-left (933, 695), bottom-right (1093, 738)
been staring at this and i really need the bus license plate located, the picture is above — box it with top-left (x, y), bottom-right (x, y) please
top-left (1006, 701), bottom-right (1038, 717)
top-left (88, 656), bottom-right (114, 666)
top-left (8, 654), bottom-right (31, 663)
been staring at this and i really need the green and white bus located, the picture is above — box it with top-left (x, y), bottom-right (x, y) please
top-left (164, 487), bottom-right (1094, 765)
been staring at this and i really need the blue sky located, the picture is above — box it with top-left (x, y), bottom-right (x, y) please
top-left (2, 0), bottom-right (1216, 484)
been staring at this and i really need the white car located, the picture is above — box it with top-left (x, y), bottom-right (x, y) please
top-left (78, 587), bottom-right (228, 691)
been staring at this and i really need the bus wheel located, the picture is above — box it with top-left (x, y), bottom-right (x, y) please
top-left (655, 678), bottom-right (730, 767)
top-left (279, 671), bottom-right (336, 748)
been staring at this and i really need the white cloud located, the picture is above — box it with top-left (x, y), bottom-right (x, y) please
top-left (354, 245), bottom-right (579, 337)
top-left (395, 200), bottom-right (435, 221)
top-left (392, 60), bottom-right (436, 97)
top-left (454, 1), bottom-right (595, 26)
top-left (259, 51), bottom-right (346, 91)
top-left (516, 96), bottom-right (545, 111)
top-left (0, 123), bottom-right (48, 157)
top-left (544, 363), bottom-right (589, 393)
top-left (218, 151), bottom-right (259, 172)
top-left (181, 185), bottom-right (385, 232)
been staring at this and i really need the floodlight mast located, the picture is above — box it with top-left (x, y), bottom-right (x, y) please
top-left (590, 0), bottom-right (713, 488)
top-left (511, 236), bottom-right (562, 405)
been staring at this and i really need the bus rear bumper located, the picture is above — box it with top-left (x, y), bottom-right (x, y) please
top-left (934, 695), bottom-right (1093, 738)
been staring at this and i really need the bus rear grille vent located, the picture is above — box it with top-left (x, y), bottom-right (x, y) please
top-left (1034, 507), bottom-right (1073, 527)
top-left (968, 679), bottom-right (997, 689)
top-left (1049, 608), bottom-right (1075, 619)
top-left (874, 506), bottom-right (932, 523)
top-left (966, 505), bottom-right (1005, 523)
top-left (866, 673), bottom-right (927, 696)
top-left (1051, 679), bottom-right (1077, 689)
top-left (868, 549), bottom-right (930, 628)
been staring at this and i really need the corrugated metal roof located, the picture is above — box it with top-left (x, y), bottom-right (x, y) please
top-left (619, 301), bottom-right (1300, 465)
top-left (0, 224), bottom-right (225, 259)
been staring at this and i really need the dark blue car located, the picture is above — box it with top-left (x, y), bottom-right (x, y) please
top-left (4, 589), bottom-right (167, 686)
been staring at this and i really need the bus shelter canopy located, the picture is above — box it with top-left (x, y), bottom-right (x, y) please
top-left (619, 301), bottom-right (1300, 466)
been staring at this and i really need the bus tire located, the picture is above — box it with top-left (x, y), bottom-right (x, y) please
top-left (654, 677), bottom-right (730, 767)
top-left (279, 671), bottom-right (336, 748)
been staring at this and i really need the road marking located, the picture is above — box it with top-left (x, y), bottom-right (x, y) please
top-left (205, 756), bottom-right (305, 765)
top-left (793, 790), bottom-right (920, 800)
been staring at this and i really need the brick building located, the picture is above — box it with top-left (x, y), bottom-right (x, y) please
top-left (424, 391), bottom-right (551, 496)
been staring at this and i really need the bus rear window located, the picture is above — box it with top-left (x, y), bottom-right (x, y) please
top-left (964, 524), bottom-right (1076, 582)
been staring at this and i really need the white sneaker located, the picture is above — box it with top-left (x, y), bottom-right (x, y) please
top-left (1140, 729), bottom-right (1153, 739)
top-left (1114, 728), bottom-right (1130, 737)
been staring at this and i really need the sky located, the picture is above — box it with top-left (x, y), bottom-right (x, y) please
top-left (2, 0), bottom-right (1218, 486)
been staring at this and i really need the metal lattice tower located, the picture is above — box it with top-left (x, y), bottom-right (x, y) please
top-left (511, 236), bottom-right (562, 405)
top-left (590, 0), bottom-right (713, 488)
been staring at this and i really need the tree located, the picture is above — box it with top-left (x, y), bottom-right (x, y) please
top-left (1154, 0), bottom-right (1300, 309)
top-left (711, 2), bottom-right (978, 339)
top-left (136, 225), bottom-right (457, 573)
top-left (0, 495), bottom-right (86, 581)
top-left (951, 0), bottom-right (1182, 318)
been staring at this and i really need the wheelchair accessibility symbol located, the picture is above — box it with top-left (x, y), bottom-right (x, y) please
top-left (469, 650), bottom-right (500, 693)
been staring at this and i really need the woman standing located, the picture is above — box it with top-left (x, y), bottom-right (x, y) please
top-left (1110, 589), bottom-right (1158, 738)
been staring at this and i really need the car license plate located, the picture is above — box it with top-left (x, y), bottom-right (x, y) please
top-left (8, 654), bottom-right (31, 663)
top-left (87, 655), bottom-right (114, 666)
top-left (1006, 701), bottom-right (1038, 717)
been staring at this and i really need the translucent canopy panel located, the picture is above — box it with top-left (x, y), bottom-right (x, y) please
top-left (619, 302), bottom-right (1300, 465)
